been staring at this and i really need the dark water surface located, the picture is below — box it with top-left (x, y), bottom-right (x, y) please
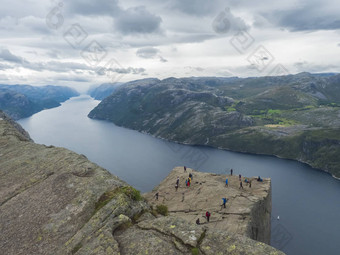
top-left (18, 95), bottom-right (340, 255)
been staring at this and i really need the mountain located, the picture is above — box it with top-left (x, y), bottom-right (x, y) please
top-left (0, 84), bottom-right (79, 119)
top-left (87, 83), bottom-right (122, 100)
top-left (88, 73), bottom-right (340, 178)
top-left (0, 111), bottom-right (284, 255)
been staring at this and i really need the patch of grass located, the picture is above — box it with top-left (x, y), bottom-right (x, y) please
top-left (94, 186), bottom-right (142, 215)
top-left (121, 186), bottom-right (142, 201)
top-left (71, 243), bottom-right (82, 254)
top-left (267, 109), bottom-right (282, 115)
top-left (156, 204), bottom-right (168, 216)
top-left (94, 189), bottom-right (119, 213)
top-left (191, 247), bottom-right (199, 255)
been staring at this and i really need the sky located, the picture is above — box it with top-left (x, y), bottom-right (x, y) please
top-left (0, 0), bottom-right (339, 92)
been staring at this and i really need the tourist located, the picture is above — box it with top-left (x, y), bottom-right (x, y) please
top-left (176, 176), bottom-right (180, 186)
top-left (257, 176), bottom-right (263, 182)
top-left (230, 169), bottom-right (233, 175)
top-left (184, 166), bottom-right (187, 172)
top-left (155, 192), bottom-right (159, 200)
top-left (205, 211), bottom-right (211, 222)
top-left (189, 173), bottom-right (193, 180)
top-left (221, 197), bottom-right (227, 208)
top-left (185, 179), bottom-right (188, 186)
top-left (239, 174), bottom-right (241, 181)
top-left (175, 183), bottom-right (178, 191)
top-left (196, 218), bottom-right (200, 225)
top-left (249, 180), bottom-right (252, 188)
top-left (239, 181), bottom-right (243, 189)
top-left (225, 178), bottom-right (228, 187)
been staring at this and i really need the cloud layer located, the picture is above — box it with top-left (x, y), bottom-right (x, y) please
top-left (0, 0), bottom-right (339, 90)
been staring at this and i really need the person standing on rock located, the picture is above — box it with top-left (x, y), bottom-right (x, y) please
top-left (155, 192), bottom-right (159, 200)
top-left (206, 211), bottom-right (211, 222)
top-left (175, 183), bottom-right (178, 191)
top-left (249, 180), bottom-right (252, 188)
top-left (239, 174), bottom-right (241, 181)
top-left (230, 169), bottom-right (233, 176)
top-left (225, 178), bottom-right (228, 187)
top-left (239, 181), bottom-right (243, 189)
top-left (176, 177), bottom-right (180, 186)
top-left (189, 173), bottom-right (193, 180)
top-left (184, 166), bottom-right (187, 172)
top-left (221, 197), bottom-right (227, 208)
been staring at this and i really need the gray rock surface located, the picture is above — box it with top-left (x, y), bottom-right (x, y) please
top-left (0, 115), bottom-right (284, 254)
top-left (144, 167), bottom-right (272, 244)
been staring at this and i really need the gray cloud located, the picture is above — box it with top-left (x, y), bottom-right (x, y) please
top-left (97, 67), bottom-right (146, 75)
top-left (66, 0), bottom-right (120, 16)
top-left (114, 6), bottom-right (162, 34)
top-left (136, 47), bottom-right (167, 62)
top-left (136, 47), bottom-right (160, 58)
top-left (260, 1), bottom-right (340, 31)
top-left (168, 0), bottom-right (220, 16)
top-left (0, 49), bottom-right (27, 64)
top-left (212, 8), bottom-right (249, 34)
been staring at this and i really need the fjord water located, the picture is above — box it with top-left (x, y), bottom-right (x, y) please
top-left (18, 95), bottom-right (340, 255)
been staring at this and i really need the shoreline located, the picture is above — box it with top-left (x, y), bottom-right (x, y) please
top-left (89, 115), bottom-right (340, 181)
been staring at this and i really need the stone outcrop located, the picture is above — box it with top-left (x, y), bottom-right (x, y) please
top-left (0, 114), bottom-right (284, 254)
top-left (144, 167), bottom-right (272, 244)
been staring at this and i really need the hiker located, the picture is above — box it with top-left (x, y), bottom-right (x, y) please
top-left (196, 218), bottom-right (200, 225)
top-left (189, 173), bottom-right (193, 180)
top-left (245, 178), bottom-right (249, 184)
top-left (239, 174), bottom-right (241, 181)
top-left (239, 181), bottom-right (243, 189)
top-left (221, 197), bottom-right (227, 208)
top-left (185, 179), bottom-right (188, 186)
top-left (184, 166), bottom-right (187, 172)
top-left (225, 178), bottom-right (228, 187)
top-left (249, 180), bottom-right (252, 188)
top-left (230, 169), bottom-right (233, 175)
top-left (188, 178), bottom-right (191, 187)
top-left (257, 176), bottom-right (263, 182)
top-left (205, 211), bottom-right (211, 222)
top-left (176, 177), bottom-right (180, 186)
top-left (155, 192), bottom-right (159, 200)
top-left (188, 177), bottom-right (192, 184)
top-left (175, 183), bottom-right (178, 191)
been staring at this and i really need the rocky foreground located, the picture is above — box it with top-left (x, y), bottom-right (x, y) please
top-left (0, 111), bottom-right (284, 254)
top-left (144, 167), bottom-right (271, 244)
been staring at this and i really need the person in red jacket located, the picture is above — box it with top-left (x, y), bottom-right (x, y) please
top-left (205, 211), bottom-right (211, 222)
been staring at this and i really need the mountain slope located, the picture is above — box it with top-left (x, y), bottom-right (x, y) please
top-left (0, 84), bottom-right (79, 119)
top-left (88, 73), bottom-right (340, 178)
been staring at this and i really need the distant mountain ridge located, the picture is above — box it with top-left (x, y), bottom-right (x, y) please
top-left (88, 73), bottom-right (340, 178)
top-left (0, 84), bottom-right (79, 119)
top-left (87, 83), bottom-right (123, 100)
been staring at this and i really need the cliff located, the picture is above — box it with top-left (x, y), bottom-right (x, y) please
top-left (0, 114), bottom-right (284, 255)
top-left (144, 167), bottom-right (271, 244)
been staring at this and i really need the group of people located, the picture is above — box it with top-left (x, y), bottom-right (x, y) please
top-left (156, 166), bottom-right (263, 225)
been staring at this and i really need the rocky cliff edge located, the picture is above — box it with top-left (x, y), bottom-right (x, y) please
top-left (0, 114), bottom-right (284, 255)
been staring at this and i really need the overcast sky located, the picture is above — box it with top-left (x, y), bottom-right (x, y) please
top-left (0, 0), bottom-right (339, 91)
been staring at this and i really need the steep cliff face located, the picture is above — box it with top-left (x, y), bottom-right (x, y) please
top-left (144, 167), bottom-right (272, 244)
top-left (0, 115), bottom-right (284, 255)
